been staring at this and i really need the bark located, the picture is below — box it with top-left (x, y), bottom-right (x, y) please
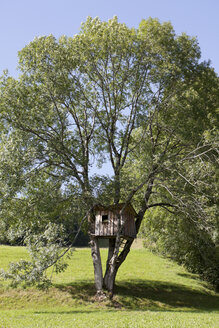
top-left (114, 169), bottom-right (121, 204)
top-left (103, 239), bottom-right (115, 292)
top-left (103, 260), bottom-right (117, 296)
top-left (90, 237), bottom-right (103, 292)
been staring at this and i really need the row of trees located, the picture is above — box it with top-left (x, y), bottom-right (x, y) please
top-left (140, 157), bottom-right (218, 288)
top-left (0, 17), bottom-right (218, 293)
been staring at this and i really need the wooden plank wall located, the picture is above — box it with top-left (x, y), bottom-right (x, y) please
top-left (122, 209), bottom-right (136, 238)
top-left (95, 210), bottom-right (116, 236)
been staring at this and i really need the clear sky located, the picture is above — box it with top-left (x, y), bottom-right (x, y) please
top-left (0, 0), bottom-right (219, 76)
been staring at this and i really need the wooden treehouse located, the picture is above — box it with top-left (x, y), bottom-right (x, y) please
top-left (89, 203), bottom-right (137, 240)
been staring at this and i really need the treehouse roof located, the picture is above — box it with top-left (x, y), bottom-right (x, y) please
top-left (92, 203), bottom-right (137, 217)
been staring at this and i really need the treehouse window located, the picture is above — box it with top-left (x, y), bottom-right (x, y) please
top-left (102, 215), bottom-right (108, 223)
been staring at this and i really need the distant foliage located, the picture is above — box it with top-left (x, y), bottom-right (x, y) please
top-left (141, 202), bottom-right (219, 290)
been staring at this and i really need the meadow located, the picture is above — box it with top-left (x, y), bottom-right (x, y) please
top-left (0, 243), bottom-right (218, 328)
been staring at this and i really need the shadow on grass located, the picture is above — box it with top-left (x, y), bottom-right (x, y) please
top-left (53, 279), bottom-right (219, 312)
top-left (115, 280), bottom-right (219, 311)
top-left (54, 280), bottom-right (96, 302)
top-left (177, 272), bottom-right (200, 281)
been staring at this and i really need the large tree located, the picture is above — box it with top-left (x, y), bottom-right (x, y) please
top-left (0, 17), bottom-right (218, 295)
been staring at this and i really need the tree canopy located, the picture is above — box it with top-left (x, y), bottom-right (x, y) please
top-left (0, 17), bottom-right (218, 292)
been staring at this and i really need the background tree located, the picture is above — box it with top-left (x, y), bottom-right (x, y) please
top-left (0, 17), bottom-right (218, 295)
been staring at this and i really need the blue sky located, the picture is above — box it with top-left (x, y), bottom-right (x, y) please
top-left (0, 0), bottom-right (219, 76)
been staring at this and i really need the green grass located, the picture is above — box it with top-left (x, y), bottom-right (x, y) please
top-left (0, 245), bottom-right (218, 327)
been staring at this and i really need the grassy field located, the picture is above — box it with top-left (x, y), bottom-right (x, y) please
top-left (0, 244), bottom-right (218, 327)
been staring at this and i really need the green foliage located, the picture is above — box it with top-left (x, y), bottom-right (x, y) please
top-left (136, 143), bottom-right (219, 288)
top-left (0, 223), bottom-right (69, 288)
top-left (140, 167), bottom-right (219, 289)
top-left (0, 16), bottom-right (218, 288)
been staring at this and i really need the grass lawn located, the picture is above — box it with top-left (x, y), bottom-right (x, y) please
top-left (0, 244), bottom-right (218, 327)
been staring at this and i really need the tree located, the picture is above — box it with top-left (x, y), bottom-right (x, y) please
top-left (139, 153), bottom-right (219, 289)
top-left (0, 17), bottom-right (218, 295)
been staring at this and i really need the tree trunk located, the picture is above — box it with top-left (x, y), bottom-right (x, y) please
top-left (103, 239), bottom-right (115, 293)
top-left (103, 211), bottom-right (146, 295)
top-left (90, 237), bottom-right (103, 293)
top-left (104, 265), bottom-right (117, 297)
top-left (103, 237), bottom-right (135, 296)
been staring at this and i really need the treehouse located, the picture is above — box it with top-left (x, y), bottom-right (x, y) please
top-left (90, 203), bottom-right (137, 239)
